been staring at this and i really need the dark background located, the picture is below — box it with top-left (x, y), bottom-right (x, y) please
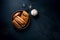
top-left (0, 0), bottom-right (60, 40)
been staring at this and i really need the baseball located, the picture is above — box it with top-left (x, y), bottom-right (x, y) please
top-left (31, 9), bottom-right (38, 16)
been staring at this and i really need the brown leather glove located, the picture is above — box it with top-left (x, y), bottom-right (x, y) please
top-left (12, 11), bottom-right (30, 30)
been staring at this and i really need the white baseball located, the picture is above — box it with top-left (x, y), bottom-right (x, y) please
top-left (31, 9), bottom-right (38, 16)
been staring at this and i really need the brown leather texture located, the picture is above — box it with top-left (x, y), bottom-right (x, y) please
top-left (12, 10), bottom-right (30, 30)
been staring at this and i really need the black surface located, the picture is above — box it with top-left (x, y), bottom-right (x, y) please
top-left (0, 0), bottom-right (60, 40)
